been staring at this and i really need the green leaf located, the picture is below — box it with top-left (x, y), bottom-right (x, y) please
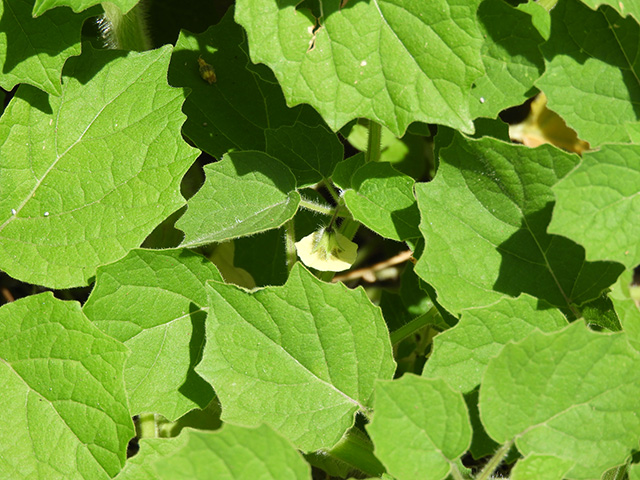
top-left (517, 1), bottom-right (550, 40)
top-left (169, 12), bottom-right (321, 158)
top-left (480, 321), bottom-right (640, 480)
top-left (153, 425), bottom-right (311, 480)
top-left (114, 436), bottom-right (188, 480)
top-left (235, 0), bottom-right (484, 136)
top-left (422, 295), bottom-right (567, 393)
top-left (177, 151), bottom-right (300, 248)
top-left (630, 463), bottom-right (640, 480)
top-left (83, 248), bottom-right (222, 420)
top-left (579, 293), bottom-right (621, 332)
top-left (0, 0), bottom-right (93, 96)
top-left (469, 0), bottom-right (545, 119)
top-left (0, 46), bottom-right (197, 288)
top-left (343, 162), bottom-right (420, 241)
top-left (305, 428), bottom-right (385, 478)
top-left (537, 0), bottom-right (640, 145)
top-left (332, 152), bottom-right (366, 190)
top-left (610, 268), bottom-right (640, 352)
top-left (579, 0), bottom-right (640, 26)
top-left (414, 132), bottom-right (623, 315)
top-left (32, 0), bottom-right (137, 16)
top-left (0, 292), bottom-right (133, 480)
top-left (548, 145), bottom-right (640, 269)
top-left (196, 263), bottom-right (396, 452)
top-left (265, 122), bottom-right (343, 187)
top-left (367, 375), bottom-right (471, 480)
top-left (510, 454), bottom-right (574, 480)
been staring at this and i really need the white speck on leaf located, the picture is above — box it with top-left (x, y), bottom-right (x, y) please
top-left (480, 97), bottom-right (485, 103)
top-left (360, 60), bottom-right (367, 66)
top-left (44, 212), bottom-right (49, 217)
top-left (11, 209), bottom-right (16, 215)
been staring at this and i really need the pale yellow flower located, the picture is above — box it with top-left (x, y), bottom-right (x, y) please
top-left (295, 228), bottom-right (357, 272)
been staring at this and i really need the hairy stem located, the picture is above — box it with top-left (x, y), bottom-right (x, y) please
top-left (475, 439), bottom-right (514, 480)
top-left (449, 462), bottom-right (466, 480)
top-left (101, 1), bottom-right (153, 51)
top-left (284, 219), bottom-right (297, 272)
top-left (299, 197), bottom-right (336, 216)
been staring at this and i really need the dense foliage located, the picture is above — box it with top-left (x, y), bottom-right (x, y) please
top-left (1, 0), bottom-right (639, 479)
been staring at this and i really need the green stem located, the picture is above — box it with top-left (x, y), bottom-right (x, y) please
top-left (299, 197), bottom-right (336, 217)
top-left (317, 270), bottom-right (335, 282)
top-left (365, 121), bottom-right (382, 163)
top-left (390, 306), bottom-right (441, 346)
top-left (136, 413), bottom-right (158, 438)
top-left (338, 216), bottom-right (360, 241)
top-left (323, 179), bottom-right (341, 203)
top-left (475, 439), bottom-right (513, 480)
top-left (101, 1), bottom-right (153, 51)
top-left (284, 219), bottom-right (297, 272)
top-left (449, 462), bottom-right (466, 480)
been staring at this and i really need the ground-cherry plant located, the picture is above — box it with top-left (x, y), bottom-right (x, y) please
top-left (1, 0), bottom-right (640, 478)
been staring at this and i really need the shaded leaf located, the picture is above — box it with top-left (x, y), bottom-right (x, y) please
top-left (470, 0), bottom-right (545, 119)
top-left (579, 293), bottom-right (621, 332)
top-left (234, 229), bottom-right (289, 287)
top-left (177, 151), bottom-right (300, 248)
top-left (343, 162), bottom-right (420, 241)
top-left (265, 122), bottom-right (343, 187)
top-left (548, 144), bottom-right (640, 269)
top-left (579, 0), bottom-right (640, 26)
top-left (169, 12), bottom-right (321, 158)
top-left (83, 249), bottom-right (222, 420)
top-left (332, 152), bottom-right (366, 190)
top-left (0, 0), bottom-right (93, 96)
top-left (414, 132), bottom-right (623, 315)
top-left (537, 0), bottom-right (640, 146)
